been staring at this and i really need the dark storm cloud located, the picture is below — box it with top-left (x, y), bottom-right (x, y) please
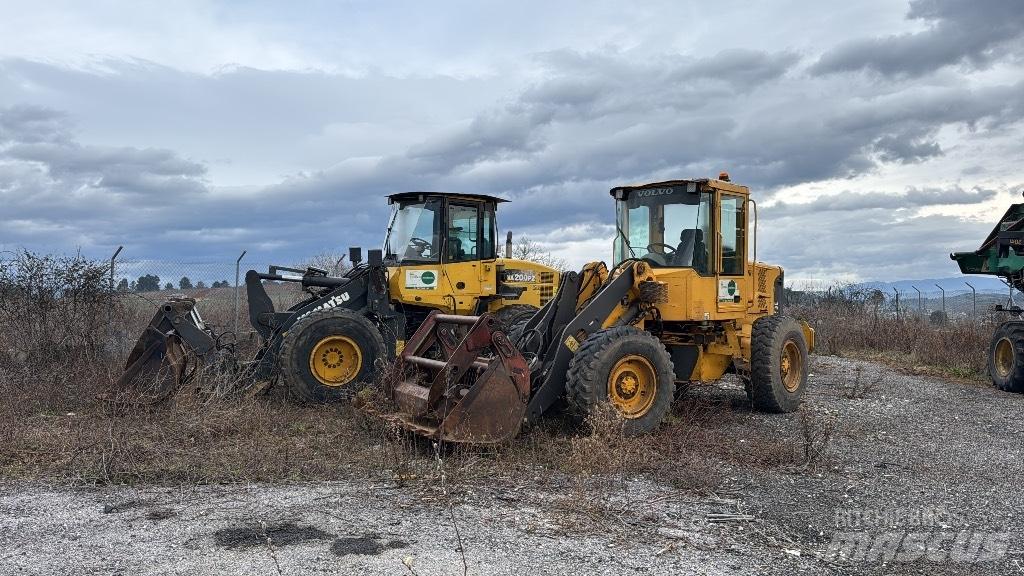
top-left (759, 208), bottom-right (995, 282)
top-left (0, 104), bottom-right (392, 259)
top-left (2, 8), bottom-right (1023, 284)
top-left (811, 0), bottom-right (1024, 77)
top-left (769, 186), bottom-right (998, 216)
top-left (392, 50), bottom-right (1023, 235)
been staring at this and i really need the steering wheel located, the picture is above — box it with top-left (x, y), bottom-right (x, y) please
top-left (409, 237), bottom-right (432, 253)
top-left (646, 243), bottom-right (676, 254)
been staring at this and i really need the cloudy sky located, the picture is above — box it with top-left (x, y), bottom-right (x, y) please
top-left (1, 0), bottom-right (1022, 283)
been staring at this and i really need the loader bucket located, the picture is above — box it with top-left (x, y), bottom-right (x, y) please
top-left (114, 298), bottom-right (217, 404)
top-left (382, 312), bottom-right (531, 444)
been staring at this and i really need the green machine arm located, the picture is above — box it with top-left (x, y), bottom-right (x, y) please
top-left (951, 202), bottom-right (1024, 292)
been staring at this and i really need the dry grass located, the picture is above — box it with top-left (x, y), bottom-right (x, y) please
top-left (0, 251), bottom-right (828, 498)
top-left (790, 292), bottom-right (993, 379)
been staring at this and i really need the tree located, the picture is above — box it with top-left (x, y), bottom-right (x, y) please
top-left (116, 278), bottom-right (129, 292)
top-left (304, 250), bottom-right (349, 276)
top-left (179, 277), bottom-right (193, 290)
top-left (164, 282), bottom-right (174, 290)
top-left (511, 236), bottom-right (567, 271)
top-left (196, 280), bottom-right (206, 289)
top-left (135, 274), bottom-right (161, 292)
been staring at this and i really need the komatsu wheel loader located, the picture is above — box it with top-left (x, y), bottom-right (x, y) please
top-left (118, 192), bottom-right (559, 403)
top-left (379, 175), bottom-right (815, 443)
top-left (951, 198), bottom-right (1024, 393)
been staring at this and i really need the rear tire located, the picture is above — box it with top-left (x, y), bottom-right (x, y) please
top-left (989, 321), bottom-right (1024, 393)
top-left (750, 315), bottom-right (809, 412)
top-left (566, 326), bottom-right (675, 435)
top-left (279, 308), bottom-right (386, 403)
top-left (493, 304), bottom-right (538, 332)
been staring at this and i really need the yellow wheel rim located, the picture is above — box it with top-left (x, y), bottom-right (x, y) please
top-left (994, 337), bottom-right (1014, 379)
top-left (608, 354), bottom-right (657, 418)
top-left (780, 340), bottom-right (803, 393)
top-left (309, 336), bottom-right (362, 387)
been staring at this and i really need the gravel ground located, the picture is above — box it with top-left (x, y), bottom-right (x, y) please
top-left (2, 356), bottom-right (1022, 575)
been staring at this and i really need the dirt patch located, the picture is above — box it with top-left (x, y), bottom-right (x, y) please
top-left (145, 508), bottom-right (175, 521)
top-left (213, 522), bottom-right (333, 550)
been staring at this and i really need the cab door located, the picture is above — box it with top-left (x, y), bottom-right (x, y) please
top-left (716, 192), bottom-right (748, 314)
top-left (442, 200), bottom-right (484, 313)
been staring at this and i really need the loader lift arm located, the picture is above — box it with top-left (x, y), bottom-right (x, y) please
top-left (523, 262), bottom-right (639, 423)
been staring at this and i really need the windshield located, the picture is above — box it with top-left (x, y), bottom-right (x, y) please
top-left (614, 187), bottom-right (712, 271)
top-left (385, 197), bottom-right (443, 263)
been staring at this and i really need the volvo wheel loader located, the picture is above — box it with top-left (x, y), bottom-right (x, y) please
top-left (951, 197), bottom-right (1024, 393)
top-left (378, 175), bottom-right (815, 443)
top-left (118, 192), bottom-right (560, 403)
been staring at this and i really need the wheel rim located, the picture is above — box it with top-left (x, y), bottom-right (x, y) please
top-left (309, 336), bottom-right (362, 387)
top-left (780, 340), bottom-right (803, 393)
top-left (608, 354), bottom-right (657, 418)
top-left (994, 337), bottom-right (1014, 379)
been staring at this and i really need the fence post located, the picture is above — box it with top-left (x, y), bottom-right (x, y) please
top-left (935, 284), bottom-right (946, 322)
top-left (912, 286), bottom-right (922, 317)
top-left (234, 250), bottom-right (247, 335)
top-left (108, 246), bottom-right (123, 336)
top-left (965, 281), bottom-right (976, 321)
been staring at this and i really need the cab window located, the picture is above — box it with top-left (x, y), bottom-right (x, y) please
top-left (480, 204), bottom-right (496, 260)
top-left (720, 195), bottom-right (745, 275)
top-left (447, 203), bottom-right (480, 262)
top-left (387, 197), bottom-right (442, 263)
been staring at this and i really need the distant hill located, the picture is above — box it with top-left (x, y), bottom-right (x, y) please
top-left (856, 276), bottom-right (1008, 295)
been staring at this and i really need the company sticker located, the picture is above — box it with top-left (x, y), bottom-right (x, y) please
top-left (718, 279), bottom-right (739, 302)
top-left (406, 269), bottom-right (438, 290)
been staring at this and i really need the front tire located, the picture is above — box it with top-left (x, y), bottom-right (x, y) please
top-left (989, 321), bottom-right (1024, 393)
top-left (750, 315), bottom-right (809, 412)
top-left (279, 308), bottom-right (387, 403)
top-left (566, 326), bottom-right (675, 435)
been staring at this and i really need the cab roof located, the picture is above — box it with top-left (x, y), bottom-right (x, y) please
top-left (387, 191), bottom-right (508, 204)
top-left (609, 178), bottom-right (750, 197)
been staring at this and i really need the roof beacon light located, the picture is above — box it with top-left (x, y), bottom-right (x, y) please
top-left (718, 171), bottom-right (731, 182)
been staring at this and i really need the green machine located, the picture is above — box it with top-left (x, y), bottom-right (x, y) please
top-left (951, 201), bottom-right (1024, 393)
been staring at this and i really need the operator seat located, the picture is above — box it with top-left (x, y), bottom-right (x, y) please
top-left (449, 237), bottom-right (466, 261)
top-left (692, 229), bottom-right (707, 273)
top-left (674, 229), bottom-right (708, 272)
top-left (675, 230), bottom-right (696, 267)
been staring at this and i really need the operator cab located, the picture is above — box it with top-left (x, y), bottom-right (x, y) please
top-left (384, 192), bottom-right (503, 264)
top-left (611, 177), bottom-right (749, 275)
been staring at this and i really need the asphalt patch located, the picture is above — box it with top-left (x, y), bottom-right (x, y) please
top-left (214, 523), bottom-right (333, 550)
top-left (331, 535), bottom-right (409, 557)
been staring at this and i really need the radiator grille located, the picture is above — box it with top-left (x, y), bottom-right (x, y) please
top-left (540, 285), bottom-right (554, 305)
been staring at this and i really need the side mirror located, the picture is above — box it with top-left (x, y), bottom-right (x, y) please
top-left (349, 246), bottom-right (362, 266)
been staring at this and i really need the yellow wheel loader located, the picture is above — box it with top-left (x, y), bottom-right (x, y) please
top-left (118, 192), bottom-right (560, 403)
top-left (380, 175), bottom-right (815, 442)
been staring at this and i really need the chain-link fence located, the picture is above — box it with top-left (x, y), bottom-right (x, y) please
top-left (106, 248), bottom-right (336, 346)
top-left (792, 283), bottom-right (1013, 327)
